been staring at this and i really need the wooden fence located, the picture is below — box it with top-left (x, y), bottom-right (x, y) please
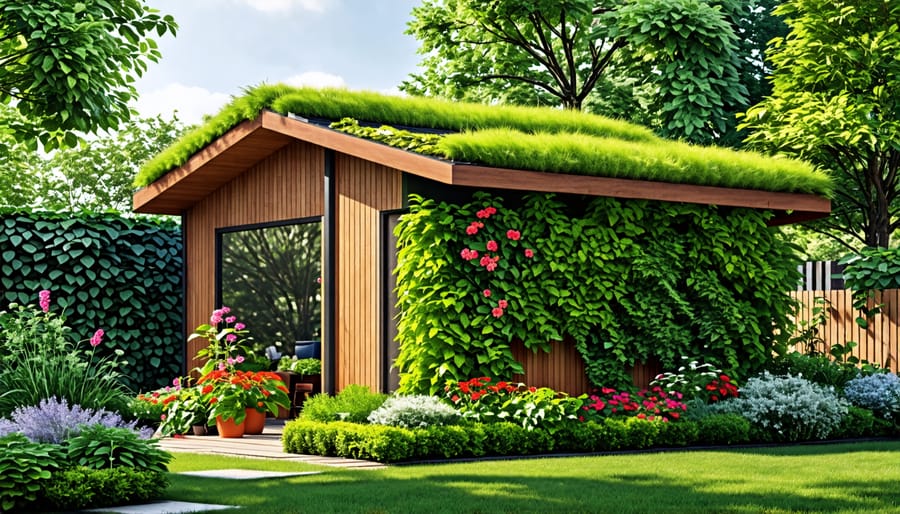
top-left (790, 289), bottom-right (900, 373)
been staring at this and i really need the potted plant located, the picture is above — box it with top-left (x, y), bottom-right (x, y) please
top-left (275, 357), bottom-right (322, 418)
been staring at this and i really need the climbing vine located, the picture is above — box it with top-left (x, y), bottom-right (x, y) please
top-left (394, 192), bottom-right (800, 394)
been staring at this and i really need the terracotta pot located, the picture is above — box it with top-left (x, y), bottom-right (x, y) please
top-left (244, 408), bottom-right (266, 435)
top-left (215, 415), bottom-right (245, 438)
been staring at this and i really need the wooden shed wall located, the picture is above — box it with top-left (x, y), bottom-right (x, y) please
top-left (184, 142), bottom-right (324, 371)
top-left (334, 154), bottom-right (403, 390)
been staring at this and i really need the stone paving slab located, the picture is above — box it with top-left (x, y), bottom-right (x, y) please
top-left (178, 469), bottom-right (323, 479)
top-left (81, 500), bottom-right (235, 513)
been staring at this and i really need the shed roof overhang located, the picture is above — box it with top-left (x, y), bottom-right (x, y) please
top-left (133, 111), bottom-right (830, 225)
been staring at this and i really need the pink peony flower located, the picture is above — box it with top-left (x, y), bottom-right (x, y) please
top-left (498, 299), bottom-right (508, 309)
top-left (524, 249), bottom-right (534, 258)
top-left (506, 230), bottom-right (521, 241)
top-left (226, 333), bottom-right (237, 343)
top-left (234, 323), bottom-right (246, 331)
top-left (483, 289), bottom-right (492, 297)
top-left (221, 306), bottom-right (231, 314)
top-left (491, 307), bottom-right (504, 318)
top-left (466, 225), bottom-right (479, 235)
top-left (225, 316), bottom-right (236, 324)
top-left (486, 240), bottom-right (498, 251)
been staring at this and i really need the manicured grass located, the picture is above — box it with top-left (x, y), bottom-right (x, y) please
top-left (165, 441), bottom-right (900, 513)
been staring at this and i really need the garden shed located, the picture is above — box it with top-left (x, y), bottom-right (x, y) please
top-left (133, 86), bottom-right (831, 396)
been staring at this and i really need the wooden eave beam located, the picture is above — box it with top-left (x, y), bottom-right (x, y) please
top-left (450, 164), bottom-right (831, 224)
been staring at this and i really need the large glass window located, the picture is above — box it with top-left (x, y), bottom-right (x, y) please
top-left (219, 220), bottom-right (321, 357)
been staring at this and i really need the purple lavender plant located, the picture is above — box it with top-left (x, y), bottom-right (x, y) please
top-left (1, 397), bottom-right (154, 443)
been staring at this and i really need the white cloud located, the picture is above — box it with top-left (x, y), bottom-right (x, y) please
top-left (237, 0), bottom-right (333, 13)
top-left (133, 83), bottom-right (231, 126)
top-left (282, 71), bottom-right (347, 89)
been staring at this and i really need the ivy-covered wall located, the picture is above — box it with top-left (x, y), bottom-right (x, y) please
top-left (0, 210), bottom-right (182, 390)
top-left (394, 193), bottom-right (801, 395)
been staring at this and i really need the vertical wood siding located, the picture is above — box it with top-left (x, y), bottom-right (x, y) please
top-left (334, 154), bottom-right (403, 391)
top-left (511, 339), bottom-right (590, 394)
top-left (184, 142), bottom-right (323, 371)
top-left (791, 289), bottom-right (899, 373)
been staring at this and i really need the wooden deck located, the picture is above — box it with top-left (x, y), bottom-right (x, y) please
top-left (157, 420), bottom-right (385, 470)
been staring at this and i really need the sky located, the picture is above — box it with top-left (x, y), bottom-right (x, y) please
top-left (133, 0), bottom-right (423, 125)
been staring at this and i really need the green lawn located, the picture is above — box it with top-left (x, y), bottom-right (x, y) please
top-left (165, 442), bottom-right (900, 513)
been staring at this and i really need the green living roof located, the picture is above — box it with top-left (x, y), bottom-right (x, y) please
top-left (134, 85), bottom-right (832, 197)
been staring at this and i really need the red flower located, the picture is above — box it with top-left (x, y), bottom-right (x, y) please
top-left (524, 249), bottom-right (534, 258)
top-left (485, 260), bottom-right (498, 272)
top-left (471, 391), bottom-right (483, 401)
top-left (466, 224), bottom-right (479, 235)
top-left (506, 229), bottom-right (521, 241)
top-left (461, 248), bottom-right (478, 261)
top-left (460, 382), bottom-right (470, 394)
top-left (202, 385), bottom-right (213, 395)
top-left (491, 307), bottom-right (504, 318)
top-left (720, 374), bottom-right (731, 382)
top-left (209, 397), bottom-right (218, 404)
top-left (487, 240), bottom-right (498, 251)
top-left (483, 289), bottom-right (491, 297)
top-left (451, 394), bottom-right (460, 403)
top-left (498, 299), bottom-right (508, 309)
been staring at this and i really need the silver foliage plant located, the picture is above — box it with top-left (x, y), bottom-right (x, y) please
top-left (0, 397), bottom-right (153, 443)
top-left (734, 372), bottom-right (848, 441)
top-left (843, 373), bottom-right (900, 420)
top-left (367, 394), bottom-right (460, 429)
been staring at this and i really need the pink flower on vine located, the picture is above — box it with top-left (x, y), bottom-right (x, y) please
top-left (498, 299), bottom-right (508, 309)
top-left (38, 290), bottom-right (51, 313)
top-left (524, 249), bottom-right (534, 258)
top-left (234, 323), bottom-right (246, 331)
top-left (485, 260), bottom-right (498, 272)
top-left (466, 225), bottom-right (479, 235)
top-left (486, 240), bottom-right (498, 252)
top-left (506, 230), bottom-right (521, 241)
top-left (483, 289), bottom-right (492, 298)
top-left (476, 207), bottom-right (497, 219)
top-left (89, 329), bottom-right (104, 347)
top-left (461, 248), bottom-right (479, 261)
top-left (491, 307), bottom-right (504, 318)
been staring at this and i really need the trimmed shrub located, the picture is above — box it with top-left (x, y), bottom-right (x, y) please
top-left (300, 385), bottom-right (388, 424)
top-left (833, 406), bottom-right (879, 439)
top-left (843, 373), bottom-right (900, 420)
top-left (656, 420), bottom-right (700, 447)
top-left (696, 414), bottom-right (752, 445)
top-left (39, 467), bottom-right (168, 511)
top-left (283, 420), bottom-right (415, 462)
top-left (414, 425), bottom-right (481, 459)
top-left (736, 372), bottom-right (848, 442)
top-left (479, 421), bottom-right (530, 456)
top-left (0, 433), bottom-right (66, 512)
top-left (368, 395), bottom-right (460, 428)
top-left (0, 397), bottom-right (153, 444)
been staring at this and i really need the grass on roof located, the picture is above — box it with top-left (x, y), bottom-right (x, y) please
top-left (134, 84), bottom-right (831, 198)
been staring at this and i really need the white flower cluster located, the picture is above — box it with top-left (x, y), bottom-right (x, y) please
top-left (843, 373), bottom-right (900, 420)
top-left (736, 372), bottom-right (848, 441)
top-left (367, 394), bottom-right (460, 429)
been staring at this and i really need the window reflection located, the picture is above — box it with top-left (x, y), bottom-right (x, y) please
top-left (220, 221), bottom-right (321, 356)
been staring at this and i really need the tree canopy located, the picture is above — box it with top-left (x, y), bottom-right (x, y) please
top-left (740, 0), bottom-right (900, 248)
top-left (402, 0), bottom-right (784, 145)
top-left (0, 0), bottom-right (176, 150)
top-left (0, 112), bottom-right (187, 212)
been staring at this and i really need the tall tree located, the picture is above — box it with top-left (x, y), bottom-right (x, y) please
top-left (402, 0), bottom-right (776, 144)
top-left (0, 113), bottom-right (187, 211)
top-left (740, 0), bottom-right (900, 248)
top-left (0, 0), bottom-right (176, 150)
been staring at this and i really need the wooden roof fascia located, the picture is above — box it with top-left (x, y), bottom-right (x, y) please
top-left (450, 164), bottom-right (831, 222)
top-left (133, 115), bottom-right (295, 214)
top-left (259, 111), bottom-right (454, 184)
